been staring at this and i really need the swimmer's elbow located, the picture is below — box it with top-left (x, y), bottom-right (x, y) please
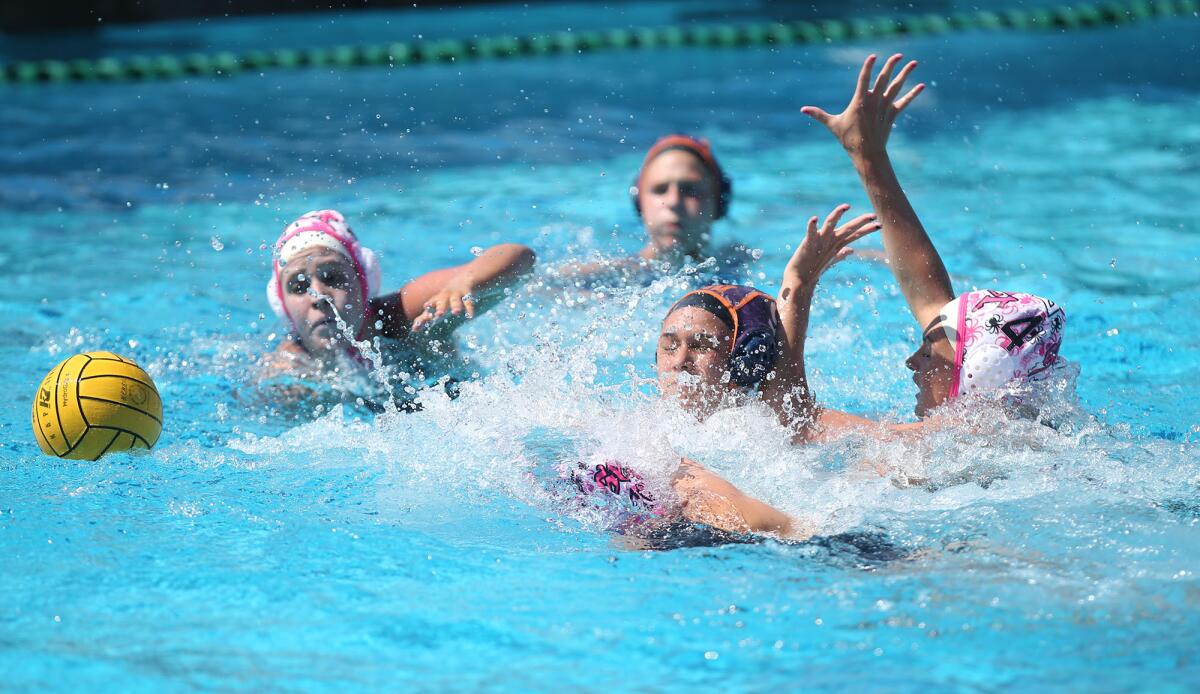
top-left (512, 244), bottom-right (537, 274)
top-left (494, 243), bottom-right (537, 277)
top-left (739, 498), bottom-right (797, 537)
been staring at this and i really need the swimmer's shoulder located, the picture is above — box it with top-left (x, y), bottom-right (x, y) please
top-left (365, 293), bottom-right (413, 340)
top-left (266, 339), bottom-right (304, 367)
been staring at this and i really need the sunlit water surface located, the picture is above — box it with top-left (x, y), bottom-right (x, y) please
top-left (2, 11), bottom-right (1199, 691)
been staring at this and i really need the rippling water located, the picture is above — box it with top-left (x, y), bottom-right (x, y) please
top-left (2, 10), bottom-right (1198, 690)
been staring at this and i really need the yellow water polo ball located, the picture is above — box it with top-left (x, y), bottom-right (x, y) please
top-left (31, 351), bottom-right (163, 461)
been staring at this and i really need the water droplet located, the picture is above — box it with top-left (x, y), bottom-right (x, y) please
top-left (210, 236), bottom-right (224, 252)
top-left (470, 246), bottom-right (484, 256)
top-left (704, 651), bottom-right (719, 661)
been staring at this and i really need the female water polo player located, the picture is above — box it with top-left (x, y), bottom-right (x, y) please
top-left (264, 209), bottom-right (535, 377)
top-left (785, 53), bottom-right (1068, 436)
top-left (631, 135), bottom-right (730, 265)
top-left (651, 206), bottom-right (880, 539)
top-left (566, 205), bottom-right (881, 541)
top-left (559, 135), bottom-right (732, 280)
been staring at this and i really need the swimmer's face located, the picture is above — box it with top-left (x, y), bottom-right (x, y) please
top-left (906, 327), bottom-right (957, 418)
top-left (638, 149), bottom-right (718, 255)
top-left (656, 306), bottom-right (737, 419)
top-left (280, 248), bottom-right (365, 356)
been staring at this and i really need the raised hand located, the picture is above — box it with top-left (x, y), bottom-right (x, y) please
top-left (799, 54), bottom-right (952, 330)
top-left (783, 204), bottom-right (881, 290)
top-left (762, 204), bottom-right (880, 436)
top-left (800, 54), bottom-right (924, 158)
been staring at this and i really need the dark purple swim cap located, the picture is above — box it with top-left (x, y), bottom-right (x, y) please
top-left (666, 284), bottom-right (781, 387)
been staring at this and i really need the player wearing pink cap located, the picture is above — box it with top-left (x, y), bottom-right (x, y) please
top-left (777, 54), bottom-right (1068, 438)
top-left (265, 209), bottom-right (534, 374)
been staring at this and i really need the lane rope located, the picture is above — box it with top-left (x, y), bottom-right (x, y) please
top-left (1, 0), bottom-right (1195, 84)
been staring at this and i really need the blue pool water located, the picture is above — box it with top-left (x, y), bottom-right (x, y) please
top-left (3, 6), bottom-right (1199, 690)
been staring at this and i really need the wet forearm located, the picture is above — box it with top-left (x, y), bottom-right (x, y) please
top-left (765, 282), bottom-right (819, 430)
top-left (459, 243), bottom-right (536, 291)
top-left (675, 462), bottom-right (805, 538)
top-left (851, 150), bottom-right (954, 325)
top-left (729, 490), bottom-right (797, 536)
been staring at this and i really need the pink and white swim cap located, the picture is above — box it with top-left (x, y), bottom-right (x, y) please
top-left (265, 209), bottom-right (382, 332)
top-left (934, 290), bottom-right (1067, 400)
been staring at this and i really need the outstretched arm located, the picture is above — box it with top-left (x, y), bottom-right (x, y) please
top-left (760, 204), bottom-right (880, 438)
top-left (371, 243), bottom-right (536, 338)
top-left (672, 459), bottom-right (814, 540)
top-left (801, 54), bottom-right (954, 330)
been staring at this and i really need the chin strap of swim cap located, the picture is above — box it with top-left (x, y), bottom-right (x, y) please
top-left (944, 290), bottom-right (1067, 400)
top-left (265, 209), bottom-right (382, 338)
top-left (631, 134), bottom-right (732, 220)
top-left (667, 284), bottom-right (780, 388)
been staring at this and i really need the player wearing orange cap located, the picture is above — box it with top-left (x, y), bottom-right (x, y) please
top-left (559, 134), bottom-right (733, 281)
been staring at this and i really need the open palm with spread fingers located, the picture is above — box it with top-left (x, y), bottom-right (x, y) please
top-left (762, 204), bottom-right (880, 433)
top-left (785, 204), bottom-right (881, 288)
top-left (797, 53), bottom-right (953, 330)
top-left (800, 54), bottom-right (924, 157)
